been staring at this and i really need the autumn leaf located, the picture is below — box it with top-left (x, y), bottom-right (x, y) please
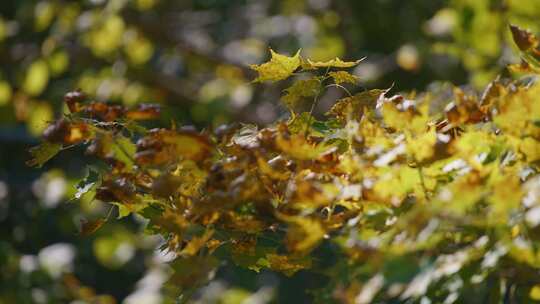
top-left (327, 89), bottom-right (385, 122)
top-left (80, 219), bottom-right (105, 236)
top-left (28, 36), bottom-right (540, 303)
top-left (250, 49), bottom-right (301, 82)
top-left (135, 129), bottom-right (212, 164)
top-left (328, 71), bottom-right (358, 84)
top-left (510, 24), bottom-right (539, 52)
top-left (125, 103), bottom-right (160, 120)
top-left (305, 57), bottom-right (364, 68)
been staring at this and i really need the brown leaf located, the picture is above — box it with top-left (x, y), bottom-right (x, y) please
top-left (135, 128), bottom-right (212, 165)
top-left (80, 219), bottom-right (105, 236)
top-left (510, 24), bottom-right (539, 51)
top-left (125, 104), bottom-right (160, 120)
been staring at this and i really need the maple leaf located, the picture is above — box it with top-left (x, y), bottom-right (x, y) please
top-left (27, 33), bottom-right (540, 303)
top-left (327, 89), bottom-right (386, 122)
top-left (305, 57), bottom-right (364, 68)
top-left (250, 49), bottom-right (301, 82)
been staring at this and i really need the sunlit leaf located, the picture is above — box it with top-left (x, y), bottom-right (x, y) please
top-left (250, 49), bottom-right (301, 82)
top-left (135, 129), bottom-right (212, 164)
top-left (75, 168), bottom-right (100, 200)
top-left (305, 57), bottom-right (364, 68)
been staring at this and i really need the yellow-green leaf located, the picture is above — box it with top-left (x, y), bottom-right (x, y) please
top-left (327, 89), bottom-right (385, 122)
top-left (328, 71), bottom-right (358, 84)
top-left (281, 77), bottom-right (321, 109)
top-left (306, 57), bottom-right (364, 68)
top-left (27, 142), bottom-right (62, 168)
top-left (250, 49), bottom-right (301, 82)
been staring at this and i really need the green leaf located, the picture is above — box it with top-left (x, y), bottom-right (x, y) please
top-left (111, 135), bottom-right (136, 168)
top-left (250, 49), bottom-right (301, 82)
top-left (75, 168), bottom-right (100, 200)
top-left (26, 142), bottom-right (62, 168)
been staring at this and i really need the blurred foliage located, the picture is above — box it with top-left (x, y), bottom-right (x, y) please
top-left (2, 0), bottom-right (540, 303)
top-left (27, 26), bottom-right (540, 303)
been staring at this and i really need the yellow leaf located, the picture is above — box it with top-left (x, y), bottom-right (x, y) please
top-left (488, 169), bottom-right (523, 220)
top-left (180, 229), bottom-right (214, 257)
top-left (278, 214), bottom-right (325, 253)
top-left (406, 130), bottom-right (437, 163)
top-left (327, 89), bottom-right (385, 122)
top-left (439, 171), bottom-right (486, 215)
top-left (250, 49), bottom-right (301, 82)
top-left (328, 71), bottom-right (359, 84)
top-left (519, 137), bottom-right (540, 162)
top-left (511, 225), bottom-right (520, 238)
top-left (306, 57), bottom-right (364, 68)
top-left (382, 100), bottom-right (430, 134)
top-left (135, 129), bottom-right (212, 165)
top-left (266, 254), bottom-right (312, 276)
top-left (275, 132), bottom-right (329, 160)
top-left (373, 166), bottom-right (421, 205)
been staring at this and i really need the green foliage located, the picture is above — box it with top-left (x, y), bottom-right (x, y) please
top-left (29, 26), bottom-right (540, 302)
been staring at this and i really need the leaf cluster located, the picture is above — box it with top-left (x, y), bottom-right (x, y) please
top-left (28, 27), bottom-right (540, 303)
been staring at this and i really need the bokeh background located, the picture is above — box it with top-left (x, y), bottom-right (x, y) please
top-left (1, 0), bottom-right (540, 303)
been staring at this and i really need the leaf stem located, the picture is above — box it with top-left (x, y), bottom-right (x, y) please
top-left (417, 165), bottom-right (430, 200)
top-left (325, 83), bottom-right (353, 97)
